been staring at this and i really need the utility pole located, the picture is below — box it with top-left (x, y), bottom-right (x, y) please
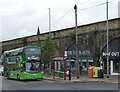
top-left (48, 8), bottom-right (52, 75)
top-left (74, 4), bottom-right (79, 78)
top-left (48, 8), bottom-right (51, 34)
top-left (106, 0), bottom-right (109, 78)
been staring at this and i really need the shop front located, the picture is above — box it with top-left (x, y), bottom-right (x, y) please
top-left (65, 42), bottom-right (94, 73)
top-left (102, 38), bottom-right (120, 75)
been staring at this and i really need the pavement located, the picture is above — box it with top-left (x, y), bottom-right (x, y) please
top-left (43, 73), bottom-right (119, 83)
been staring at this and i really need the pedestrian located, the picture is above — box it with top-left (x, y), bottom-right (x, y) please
top-left (67, 65), bottom-right (71, 80)
top-left (80, 65), bottom-right (83, 74)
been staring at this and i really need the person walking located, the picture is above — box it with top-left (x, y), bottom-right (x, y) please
top-left (67, 65), bottom-right (71, 80)
top-left (80, 65), bottom-right (83, 74)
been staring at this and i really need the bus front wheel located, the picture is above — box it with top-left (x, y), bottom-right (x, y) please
top-left (17, 74), bottom-right (20, 80)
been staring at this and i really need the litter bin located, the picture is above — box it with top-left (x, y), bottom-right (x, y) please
top-left (88, 66), bottom-right (96, 78)
top-left (59, 71), bottom-right (64, 78)
top-left (93, 67), bottom-right (101, 78)
top-left (55, 71), bottom-right (59, 77)
top-left (98, 69), bottom-right (104, 78)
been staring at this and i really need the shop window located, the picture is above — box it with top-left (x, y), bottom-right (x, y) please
top-left (113, 60), bottom-right (119, 73)
top-left (89, 62), bottom-right (93, 67)
top-left (82, 62), bottom-right (87, 71)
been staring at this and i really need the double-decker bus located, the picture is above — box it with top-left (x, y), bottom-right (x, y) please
top-left (3, 46), bottom-right (43, 80)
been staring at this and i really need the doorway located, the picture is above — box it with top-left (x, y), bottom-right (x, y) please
top-left (113, 59), bottom-right (120, 73)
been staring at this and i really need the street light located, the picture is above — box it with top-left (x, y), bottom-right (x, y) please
top-left (48, 8), bottom-right (51, 34)
top-left (106, 0), bottom-right (109, 78)
top-left (48, 8), bottom-right (52, 75)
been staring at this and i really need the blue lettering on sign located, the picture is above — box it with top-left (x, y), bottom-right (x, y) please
top-left (6, 58), bottom-right (9, 62)
top-left (5, 57), bottom-right (20, 62)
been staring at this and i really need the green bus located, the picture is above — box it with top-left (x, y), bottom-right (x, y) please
top-left (3, 46), bottom-right (43, 80)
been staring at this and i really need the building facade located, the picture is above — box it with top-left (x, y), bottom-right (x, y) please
top-left (102, 38), bottom-right (120, 75)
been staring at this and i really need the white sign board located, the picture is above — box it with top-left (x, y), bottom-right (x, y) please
top-left (102, 52), bottom-right (120, 57)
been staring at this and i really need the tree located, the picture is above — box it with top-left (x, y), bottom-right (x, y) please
top-left (41, 34), bottom-right (55, 67)
top-left (22, 37), bottom-right (27, 46)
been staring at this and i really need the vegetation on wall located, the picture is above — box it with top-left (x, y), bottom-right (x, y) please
top-left (22, 37), bottom-right (27, 46)
top-left (91, 29), bottom-right (98, 37)
top-left (88, 29), bottom-right (98, 45)
top-left (69, 32), bottom-right (76, 42)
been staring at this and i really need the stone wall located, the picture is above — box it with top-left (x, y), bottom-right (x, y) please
top-left (0, 42), bottom-right (2, 56)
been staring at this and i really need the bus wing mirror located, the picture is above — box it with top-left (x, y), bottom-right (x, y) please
top-left (20, 69), bottom-right (23, 72)
top-left (21, 64), bottom-right (23, 67)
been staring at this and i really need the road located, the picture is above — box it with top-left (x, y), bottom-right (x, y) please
top-left (0, 76), bottom-right (119, 91)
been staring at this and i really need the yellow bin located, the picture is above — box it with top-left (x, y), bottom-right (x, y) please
top-left (93, 67), bottom-right (101, 78)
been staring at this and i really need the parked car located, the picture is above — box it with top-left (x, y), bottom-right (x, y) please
top-left (0, 66), bottom-right (3, 76)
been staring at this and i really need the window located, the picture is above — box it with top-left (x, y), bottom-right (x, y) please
top-left (6, 53), bottom-right (9, 57)
top-left (5, 50), bottom-right (23, 57)
top-left (25, 48), bottom-right (41, 61)
top-left (9, 52), bottom-right (13, 57)
top-left (5, 57), bottom-right (20, 62)
top-left (25, 62), bottom-right (41, 73)
top-left (9, 64), bottom-right (18, 71)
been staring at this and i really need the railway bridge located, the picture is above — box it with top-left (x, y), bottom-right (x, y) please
top-left (1, 18), bottom-right (120, 72)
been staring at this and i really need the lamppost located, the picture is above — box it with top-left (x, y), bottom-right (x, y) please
top-left (74, 4), bottom-right (79, 78)
top-left (48, 8), bottom-right (52, 75)
top-left (106, 0), bottom-right (109, 78)
top-left (48, 8), bottom-right (51, 34)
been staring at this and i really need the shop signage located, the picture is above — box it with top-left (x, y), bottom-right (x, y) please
top-left (66, 50), bottom-right (91, 56)
top-left (102, 52), bottom-right (120, 57)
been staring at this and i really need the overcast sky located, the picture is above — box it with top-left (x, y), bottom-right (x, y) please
top-left (0, 0), bottom-right (119, 42)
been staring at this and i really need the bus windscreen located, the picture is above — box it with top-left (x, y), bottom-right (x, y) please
top-left (25, 48), bottom-right (41, 61)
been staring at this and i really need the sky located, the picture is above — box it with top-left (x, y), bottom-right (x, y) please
top-left (0, 0), bottom-right (120, 42)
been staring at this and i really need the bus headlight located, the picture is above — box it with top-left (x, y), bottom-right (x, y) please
top-left (24, 72), bottom-right (27, 74)
top-left (28, 57), bottom-right (30, 60)
top-left (42, 71), bottom-right (44, 73)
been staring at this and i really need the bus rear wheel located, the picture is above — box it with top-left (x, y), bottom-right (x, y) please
top-left (6, 73), bottom-right (9, 79)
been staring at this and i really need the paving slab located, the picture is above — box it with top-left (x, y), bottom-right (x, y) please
top-left (43, 74), bottom-right (119, 83)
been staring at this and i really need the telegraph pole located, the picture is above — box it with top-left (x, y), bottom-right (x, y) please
top-left (74, 4), bottom-right (79, 78)
top-left (106, 0), bottom-right (109, 78)
top-left (48, 8), bottom-right (51, 34)
top-left (48, 8), bottom-right (52, 75)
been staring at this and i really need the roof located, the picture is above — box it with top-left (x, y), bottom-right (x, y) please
top-left (53, 57), bottom-right (76, 61)
top-left (4, 46), bottom-right (40, 53)
top-left (53, 57), bottom-right (63, 61)
top-left (53, 49), bottom-right (61, 57)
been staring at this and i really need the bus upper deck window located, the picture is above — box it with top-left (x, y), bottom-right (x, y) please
top-left (20, 50), bottom-right (23, 55)
top-left (23, 49), bottom-right (25, 55)
top-left (6, 53), bottom-right (9, 57)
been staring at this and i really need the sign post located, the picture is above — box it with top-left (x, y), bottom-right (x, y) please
top-left (63, 51), bottom-right (66, 80)
top-left (106, 0), bottom-right (109, 78)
